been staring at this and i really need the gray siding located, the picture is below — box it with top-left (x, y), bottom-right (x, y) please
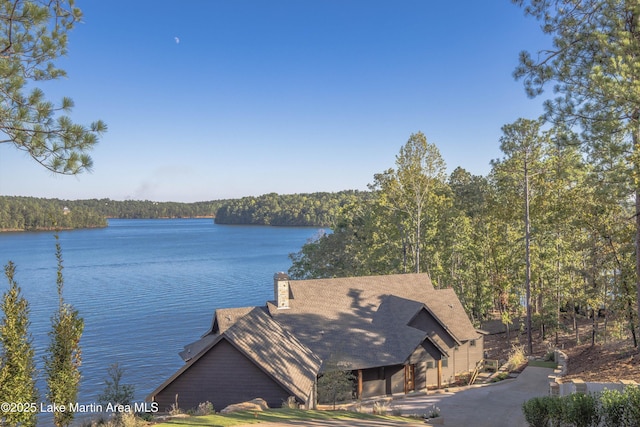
top-left (360, 364), bottom-right (404, 398)
top-left (409, 309), bottom-right (457, 348)
top-left (409, 335), bottom-right (484, 388)
top-left (362, 368), bottom-right (385, 397)
top-left (153, 339), bottom-right (291, 412)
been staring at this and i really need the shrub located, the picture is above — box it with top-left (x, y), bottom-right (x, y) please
top-left (98, 363), bottom-right (135, 408)
top-left (169, 394), bottom-right (182, 415)
top-left (372, 400), bottom-right (388, 415)
top-left (625, 385), bottom-right (640, 426)
top-left (196, 401), bottom-right (214, 415)
top-left (426, 404), bottom-right (440, 419)
top-left (522, 396), bottom-right (551, 427)
top-left (600, 388), bottom-right (627, 427)
top-left (546, 395), bottom-right (564, 427)
top-left (544, 349), bottom-right (556, 362)
top-left (120, 412), bottom-right (142, 427)
top-left (491, 372), bottom-right (510, 382)
top-left (506, 344), bottom-right (527, 372)
top-left (281, 396), bottom-right (298, 409)
top-left (563, 393), bottom-right (600, 427)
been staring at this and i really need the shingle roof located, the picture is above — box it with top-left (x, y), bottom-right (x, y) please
top-left (180, 306), bottom-right (257, 361)
top-left (224, 307), bottom-right (322, 400)
top-left (265, 273), bottom-right (478, 371)
top-left (163, 272), bottom-right (478, 403)
top-left (153, 307), bottom-right (321, 403)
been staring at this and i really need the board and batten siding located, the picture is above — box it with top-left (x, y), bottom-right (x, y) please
top-left (152, 338), bottom-right (291, 412)
top-left (359, 364), bottom-right (408, 398)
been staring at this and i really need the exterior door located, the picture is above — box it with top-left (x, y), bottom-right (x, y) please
top-left (404, 364), bottom-right (415, 393)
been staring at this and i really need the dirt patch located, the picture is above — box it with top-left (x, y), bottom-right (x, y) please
top-left (481, 317), bottom-right (640, 383)
top-left (563, 343), bottom-right (640, 383)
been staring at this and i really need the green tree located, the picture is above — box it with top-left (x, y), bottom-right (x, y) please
top-left (98, 363), bottom-right (135, 419)
top-left (0, 262), bottom-right (38, 427)
top-left (444, 168), bottom-right (493, 323)
top-left (317, 356), bottom-right (355, 410)
top-left (491, 118), bottom-right (547, 354)
top-left (514, 0), bottom-right (640, 344)
top-left (0, 0), bottom-right (106, 174)
top-left (371, 132), bottom-right (447, 274)
top-left (44, 237), bottom-right (84, 427)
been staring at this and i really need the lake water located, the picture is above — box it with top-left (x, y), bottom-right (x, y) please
top-left (0, 219), bottom-right (320, 412)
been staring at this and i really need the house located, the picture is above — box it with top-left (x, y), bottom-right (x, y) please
top-left (147, 273), bottom-right (483, 411)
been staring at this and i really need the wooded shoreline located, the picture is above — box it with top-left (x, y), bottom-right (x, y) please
top-left (0, 192), bottom-right (360, 231)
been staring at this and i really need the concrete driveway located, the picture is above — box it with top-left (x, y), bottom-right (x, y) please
top-left (236, 366), bottom-right (552, 427)
top-left (394, 366), bottom-right (553, 427)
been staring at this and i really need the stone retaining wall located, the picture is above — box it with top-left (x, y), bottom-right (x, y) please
top-left (548, 349), bottom-right (637, 396)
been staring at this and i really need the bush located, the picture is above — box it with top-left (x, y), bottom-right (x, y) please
top-left (625, 385), bottom-right (640, 426)
top-left (281, 396), bottom-right (298, 409)
top-left (546, 396), bottom-right (564, 427)
top-left (522, 396), bottom-right (552, 427)
top-left (561, 393), bottom-right (600, 427)
top-left (491, 372), bottom-right (510, 382)
top-left (600, 388), bottom-right (627, 427)
top-left (524, 387), bottom-right (640, 427)
top-left (426, 404), bottom-right (440, 419)
top-left (196, 401), bottom-right (214, 415)
top-left (372, 400), bottom-right (387, 415)
top-left (506, 344), bottom-right (527, 372)
top-left (598, 385), bottom-right (640, 427)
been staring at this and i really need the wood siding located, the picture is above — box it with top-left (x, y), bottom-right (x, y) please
top-left (409, 335), bottom-right (484, 388)
top-left (409, 308), bottom-right (457, 348)
top-left (153, 339), bottom-right (291, 412)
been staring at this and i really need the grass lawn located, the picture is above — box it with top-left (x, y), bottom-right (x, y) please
top-left (528, 360), bottom-right (558, 369)
top-left (152, 408), bottom-right (422, 426)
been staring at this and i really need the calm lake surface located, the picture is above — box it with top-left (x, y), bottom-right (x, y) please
top-left (0, 219), bottom-right (320, 409)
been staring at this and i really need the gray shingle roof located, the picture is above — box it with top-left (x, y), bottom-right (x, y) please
top-left (157, 307), bottom-right (321, 403)
top-left (224, 307), bottom-right (321, 400)
top-left (165, 272), bottom-right (478, 403)
top-left (265, 273), bottom-right (478, 371)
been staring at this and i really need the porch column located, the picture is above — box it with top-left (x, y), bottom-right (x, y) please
top-left (437, 359), bottom-right (442, 389)
top-left (357, 369), bottom-right (363, 398)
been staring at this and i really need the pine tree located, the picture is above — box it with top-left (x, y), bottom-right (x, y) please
top-left (514, 0), bottom-right (640, 344)
top-left (0, 262), bottom-right (38, 427)
top-left (44, 237), bottom-right (84, 427)
top-left (0, 0), bottom-right (106, 174)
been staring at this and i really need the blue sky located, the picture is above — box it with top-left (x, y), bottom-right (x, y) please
top-left (0, 1), bottom-right (549, 202)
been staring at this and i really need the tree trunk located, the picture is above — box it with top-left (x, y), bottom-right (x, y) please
top-left (415, 207), bottom-right (421, 274)
top-left (524, 159), bottom-right (533, 355)
top-left (634, 115), bottom-right (640, 348)
top-left (636, 186), bottom-right (640, 347)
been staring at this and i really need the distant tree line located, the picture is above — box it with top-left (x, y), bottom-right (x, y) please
top-left (0, 193), bottom-right (370, 231)
top-left (0, 197), bottom-right (228, 231)
top-left (214, 191), bottom-right (371, 227)
top-left (0, 197), bottom-right (107, 231)
top-left (80, 198), bottom-right (225, 220)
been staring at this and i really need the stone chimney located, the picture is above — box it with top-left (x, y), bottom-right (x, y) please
top-left (274, 272), bottom-right (290, 309)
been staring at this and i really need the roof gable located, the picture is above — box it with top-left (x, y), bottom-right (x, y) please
top-left (151, 307), bottom-right (321, 403)
top-left (223, 307), bottom-right (322, 400)
top-left (266, 273), bottom-right (477, 370)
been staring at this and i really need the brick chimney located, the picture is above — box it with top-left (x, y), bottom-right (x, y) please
top-left (274, 272), bottom-right (290, 309)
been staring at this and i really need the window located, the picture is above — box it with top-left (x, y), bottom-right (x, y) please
top-left (441, 357), bottom-right (448, 368)
top-left (470, 339), bottom-right (476, 347)
top-left (427, 361), bottom-right (434, 369)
